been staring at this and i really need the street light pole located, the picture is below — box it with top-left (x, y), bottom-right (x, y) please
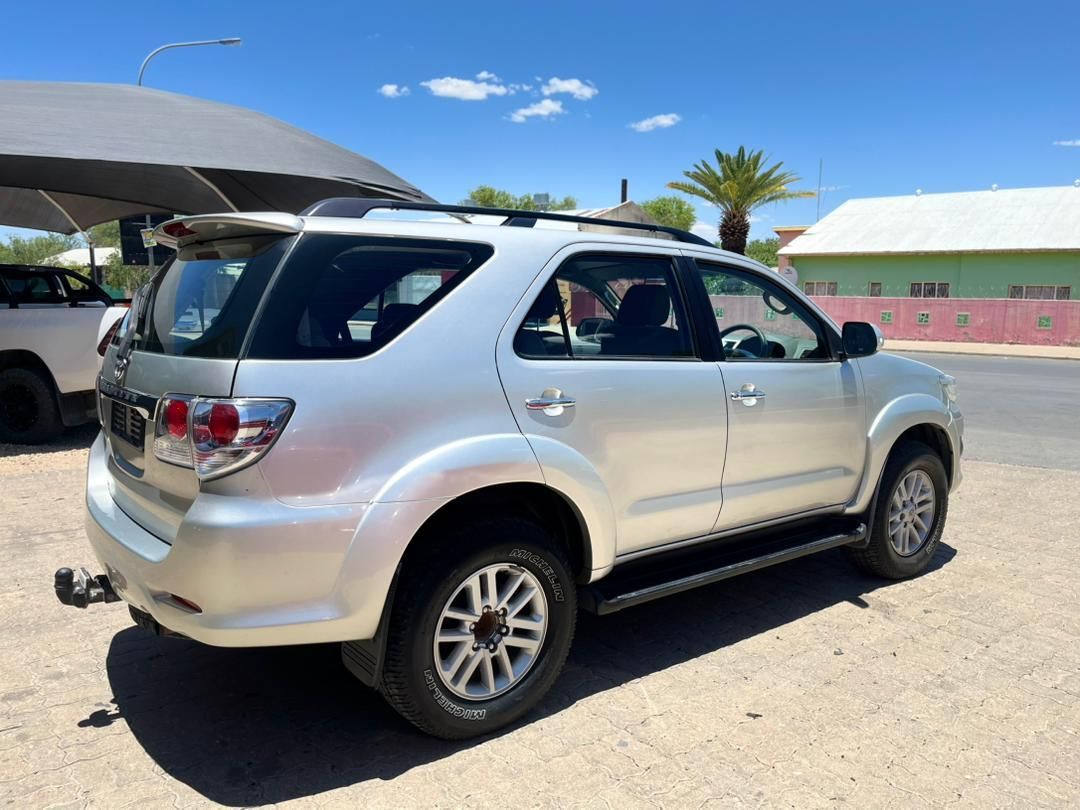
top-left (137, 38), bottom-right (242, 86)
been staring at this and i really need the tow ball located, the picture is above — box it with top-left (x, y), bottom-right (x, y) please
top-left (54, 567), bottom-right (120, 608)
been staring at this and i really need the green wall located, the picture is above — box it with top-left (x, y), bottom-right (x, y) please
top-left (792, 252), bottom-right (1080, 298)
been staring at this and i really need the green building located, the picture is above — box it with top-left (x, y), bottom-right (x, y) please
top-left (776, 185), bottom-right (1080, 300)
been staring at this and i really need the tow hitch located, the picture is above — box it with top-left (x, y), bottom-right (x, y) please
top-left (54, 567), bottom-right (121, 608)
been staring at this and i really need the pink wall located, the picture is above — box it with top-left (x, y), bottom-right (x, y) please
top-left (810, 296), bottom-right (1080, 346)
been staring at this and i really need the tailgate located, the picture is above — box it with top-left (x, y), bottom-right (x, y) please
top-left (98, 221), bottom-right (297, 542)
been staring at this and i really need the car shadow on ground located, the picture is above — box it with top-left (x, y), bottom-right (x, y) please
top-left (0, 423), bottom-right (98, 457)
top-left (100, 543), bottom-right (955, 806)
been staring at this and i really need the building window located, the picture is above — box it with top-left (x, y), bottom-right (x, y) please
top-left (880, 311), bottom-right (893, 324)
top-left (916, 312), bottom-right (930, 325)
top-left (868, 282), bottom-right (882, 297)
top-left (910, 282), bottom-right (950, 298)
top-left (804, 281), bottom-right (838, 296)
top-left (1009, 284), bottom-right (1071, 300)
top-left (1037, 315), bottom-right (1053, 330)
top-left (956, 312), bottom-right (970, 327)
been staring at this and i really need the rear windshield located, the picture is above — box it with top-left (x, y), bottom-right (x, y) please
top-left (136, 237), bottom-right (292, 358)
top-left (247, 234), bottom-right (494, 359)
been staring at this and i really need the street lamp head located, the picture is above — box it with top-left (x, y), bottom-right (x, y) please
top-left (218, 38), bottom-right (242, 46)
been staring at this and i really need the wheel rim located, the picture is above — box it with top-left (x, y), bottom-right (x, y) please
top-left (432, 563), bottom-right (548, 701)
top-left (0, 383), bottom-right (38, 432)
top-left (887, 470), bottom-right (936, 556)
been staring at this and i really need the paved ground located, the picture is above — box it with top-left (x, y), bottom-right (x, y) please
top-left (2, 376), bottom-right (1079, 807)
top-left (885, 340), bottom-right (1080, 361)
top-left (895, 352), bottom-right (1080, 471)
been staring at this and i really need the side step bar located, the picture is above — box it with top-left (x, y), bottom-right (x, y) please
top-left (581, 519), bottom-right (866, 615)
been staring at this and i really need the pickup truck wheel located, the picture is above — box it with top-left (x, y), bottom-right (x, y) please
top-left (0, 367), bottom-right (63, 445)
top-left (848, 441), bottom-right (948, 579)
top-left (378, 517), bottom-right (576, 739)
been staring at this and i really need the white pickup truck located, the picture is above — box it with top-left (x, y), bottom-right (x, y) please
top-left (0, 264), bottom-right (127, 443)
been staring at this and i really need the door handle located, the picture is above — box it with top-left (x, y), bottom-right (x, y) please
top-left (730, 384), bottom-right (766, 406)
top-left (526, 388), bottom-right (576, 416)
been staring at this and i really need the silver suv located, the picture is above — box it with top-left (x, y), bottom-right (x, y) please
top-left (57, 199), bottom-right (963, 739)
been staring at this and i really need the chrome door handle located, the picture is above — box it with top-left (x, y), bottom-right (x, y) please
top-left (730, 384), bottom-right (766, 406)
top-left (525, 388), bottom-right (576, 416)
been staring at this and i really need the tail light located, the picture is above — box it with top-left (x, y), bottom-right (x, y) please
top-left (97, 314), bottom-right (125, 357)
top-left (153, 395), bottom-right (292, 480)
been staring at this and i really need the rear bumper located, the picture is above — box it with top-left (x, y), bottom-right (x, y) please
top-left (84, 434), bottom-right (439, 647)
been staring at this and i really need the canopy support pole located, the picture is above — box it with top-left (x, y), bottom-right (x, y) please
top-left (184, 167), bottom-right (239, 212)
top-left (37, 189), bottom-right (100, 284)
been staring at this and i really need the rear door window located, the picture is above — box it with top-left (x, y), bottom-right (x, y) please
top-left (247, 235), bottom-right (494, 359)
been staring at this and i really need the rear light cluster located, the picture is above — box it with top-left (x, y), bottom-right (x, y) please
top-left (153, 395), bottom-right (293, 480)
top-left (97, 314), bottom-right (126, 357)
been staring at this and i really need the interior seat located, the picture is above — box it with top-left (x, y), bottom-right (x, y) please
top-left (601, 285), bottom-right (684, 357)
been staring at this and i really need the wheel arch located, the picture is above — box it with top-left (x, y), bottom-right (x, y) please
top-left (849, 393), bottom-right (959, 515)
top-left (401, 481), bottom-right (594, 584)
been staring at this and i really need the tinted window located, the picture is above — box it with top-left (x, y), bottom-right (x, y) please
top-left (697, 262), bottom-right (830, 360)
top-left (515, 254), bottom-right (693, 360)
top-left (248, 234), bottom-right (493, 360)
top-left (2, 270), bottom-right (66, 304)
top-left (137, 237), bottom-right (291, 358)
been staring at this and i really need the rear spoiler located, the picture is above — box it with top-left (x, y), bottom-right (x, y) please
top-left (153, 212), bottom-right (304, 250)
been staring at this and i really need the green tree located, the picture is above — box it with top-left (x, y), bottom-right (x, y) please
top-left (86, 220), bottom-right (121, 248)
top-left (744, 237), bottom-right (779, 267)
top-left (463, 185), bottom-right (577, 211)
top-left (640, 196), bottom-right (696, 232)
top-left (667, 146), bottom-right (813, 254)
top-left (0, 232), bottom-right (80, 265)
top-left (102, 251), bottom-right (151, 294)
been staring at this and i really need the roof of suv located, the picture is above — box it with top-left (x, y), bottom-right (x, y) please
top-left (152, 197), bottom-right (766, 269)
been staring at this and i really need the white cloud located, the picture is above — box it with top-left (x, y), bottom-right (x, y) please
top-left (630, 113), bottom-right (681, 132)
top-left (476, 70), bottom-right (500, 81)
top-left (690, 221), bottom-right (716, 242)
top-left (420, 76), bottom-right (510, 101)
top-left (541, 77), bottom-right (598, 100)
top-left (1052, 139), bottom-right (1080, 146)
top-left (509, 98), bottom-right (565, 123)
top-left (377, 83), bottom-right (410, 98)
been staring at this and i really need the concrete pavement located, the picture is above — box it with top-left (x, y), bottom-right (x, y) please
top-left (885, 339), bottom-right (1080, 361)
top-left (1, 432), bottom-right (1079, 807)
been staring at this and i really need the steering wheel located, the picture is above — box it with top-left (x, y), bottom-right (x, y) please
top-left (718, 323), bottom-right (769, 358)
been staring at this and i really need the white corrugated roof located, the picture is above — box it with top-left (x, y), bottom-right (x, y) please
top-left (779, 185), bottom-right (1080, 256)
top-left (45, 246), bottom-right (119, 266)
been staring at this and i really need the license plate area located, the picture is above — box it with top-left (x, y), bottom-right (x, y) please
top-left (109, 400), bottom-right (146, 449)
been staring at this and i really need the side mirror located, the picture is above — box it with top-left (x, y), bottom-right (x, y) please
top-left (841, 321), bottom-right (883, 358)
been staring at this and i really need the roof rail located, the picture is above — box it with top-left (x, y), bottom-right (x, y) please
top-left (299, 198), bottom-right (714, 247)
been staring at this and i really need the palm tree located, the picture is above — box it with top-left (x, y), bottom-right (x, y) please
top-left (667, 146), bottom-right (814, 254)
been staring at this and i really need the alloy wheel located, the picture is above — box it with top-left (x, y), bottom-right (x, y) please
top-left (887, 470), bottom-right (936, 556)
top-left (432, 563), bottom-right (548, 701)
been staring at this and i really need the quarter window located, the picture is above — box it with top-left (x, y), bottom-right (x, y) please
top-left (698, 262), bottom-right (830, 360)
top-left (515, 254), bottom-right (693, 360)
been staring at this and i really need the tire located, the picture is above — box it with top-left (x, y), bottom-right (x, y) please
top-left (848, 440), bottom-right (949, 579)
top-left (378, 517), bottom-right (576, 739)
top-left (0, 367), bottom-right (63, 445)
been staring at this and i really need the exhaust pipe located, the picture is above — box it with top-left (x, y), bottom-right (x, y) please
top-left (54, 567), bottom-right (121, 608)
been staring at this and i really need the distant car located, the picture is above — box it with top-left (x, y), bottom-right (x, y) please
top-left (62, 200), bottom-right (963, 739)
top-left (0, 264), bottom-right (127, 443)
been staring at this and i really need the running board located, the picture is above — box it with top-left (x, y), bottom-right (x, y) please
top-left (581, 518), bottom-right (866, 615)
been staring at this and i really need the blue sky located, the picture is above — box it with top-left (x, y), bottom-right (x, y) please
top-left (4, 0), bottom-right (1080, 242)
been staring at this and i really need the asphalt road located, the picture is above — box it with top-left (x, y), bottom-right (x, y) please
top-left (895, 351), bottom-right (1080, 471)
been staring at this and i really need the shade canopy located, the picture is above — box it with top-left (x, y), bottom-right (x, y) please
top-left (0, 81), bottom-right (432, 233)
